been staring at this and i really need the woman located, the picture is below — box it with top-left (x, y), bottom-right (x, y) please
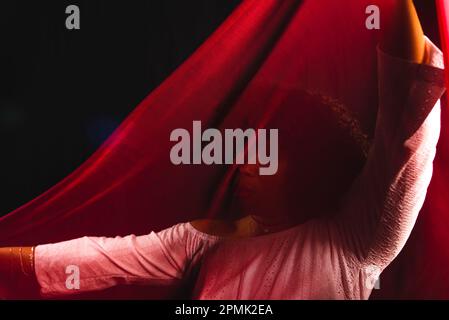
top-left (0, 0), bottom-right (446, 299)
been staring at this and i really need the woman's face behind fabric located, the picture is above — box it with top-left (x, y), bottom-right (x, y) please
top-left (234, 161), bottom-right (290, 220)
top-left (230, 90), bottom-right (368, 223)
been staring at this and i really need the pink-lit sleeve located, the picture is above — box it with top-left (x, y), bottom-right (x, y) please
top-left (334, 37), bottom-right (446, 273)
top-left (34, 222), bottom-right (215, 297)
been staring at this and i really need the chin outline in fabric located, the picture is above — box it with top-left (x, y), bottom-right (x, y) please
top-left (169, 121), bottom-right (279, 176)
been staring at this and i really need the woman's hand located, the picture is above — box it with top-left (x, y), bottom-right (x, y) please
top-left (0, 247), bottom-right (38, 299)
top-left (0, 248), bottom-right (13, 299)
top-left (380, 0), bottom-right (426, 63)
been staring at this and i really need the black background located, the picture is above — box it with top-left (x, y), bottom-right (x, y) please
top-left (0, 0), bottom-right (439, 216)
top-left (0, 0), bottom-right (240, 216)
top-left (0, 300), bottom-right (447, 318)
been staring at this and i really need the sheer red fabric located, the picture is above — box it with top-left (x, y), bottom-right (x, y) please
top-left (0, 0), bottom-right (448, 299)
top-left (438, 0), bottom-right (449, 90)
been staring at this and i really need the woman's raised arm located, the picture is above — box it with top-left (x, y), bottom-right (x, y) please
top-left (380, 0), bottom-right (426, 63)
top-left (334, 1), bottom-right (446, 272)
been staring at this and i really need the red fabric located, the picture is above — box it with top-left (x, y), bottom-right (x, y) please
top-left (0, 0), bottom-right (448, 299)
top-left (438, 0), bottom-right (449, 90)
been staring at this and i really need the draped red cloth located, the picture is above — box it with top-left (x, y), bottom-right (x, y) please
top-left (1, 0), bottom-right (448, 299)
top-left (438, 0), bottom-right (449, 90)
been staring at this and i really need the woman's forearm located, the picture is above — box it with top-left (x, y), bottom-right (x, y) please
top-left (380, 0), bottom-right (426, 63)
top-left (1, 224), bottom-right (192, 298)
